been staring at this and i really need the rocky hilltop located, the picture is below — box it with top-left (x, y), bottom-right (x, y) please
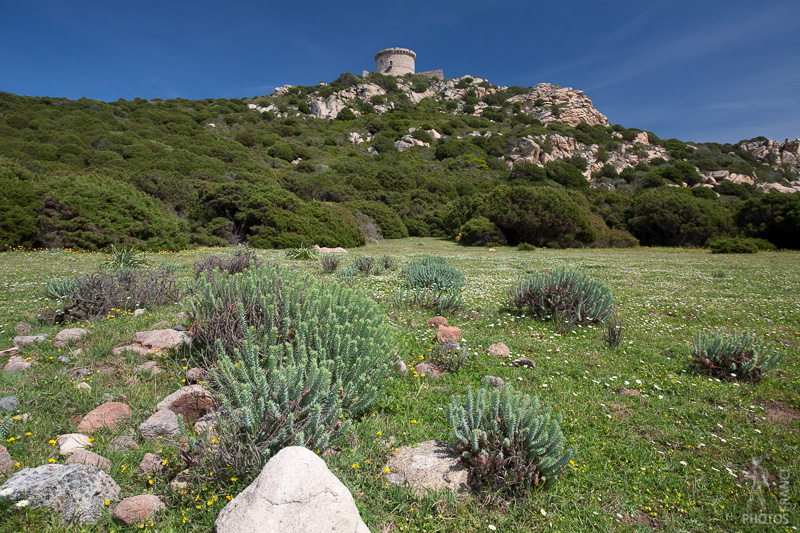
top-left (246, 75), bottom-right (798, 194)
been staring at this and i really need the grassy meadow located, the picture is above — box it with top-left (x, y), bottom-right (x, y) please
top-left (0, 239), bottom-right (798, 532)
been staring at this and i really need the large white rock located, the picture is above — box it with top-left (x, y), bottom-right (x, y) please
top-left (214, 446), bottom-right (370, 533)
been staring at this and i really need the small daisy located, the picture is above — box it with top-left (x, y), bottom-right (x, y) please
top-left (15, 499), bottom-right (29, 508)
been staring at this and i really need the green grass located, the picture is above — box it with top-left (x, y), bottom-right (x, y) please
top-left (0, 240), bottom-right (798, 532)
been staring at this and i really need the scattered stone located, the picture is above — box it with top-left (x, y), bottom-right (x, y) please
top-left (57, 433), bottom-right (92, 456)
top-left (58, 355), bottom-right (71, 363)
top-left (175, 312), bottom-right (188, 321)
top-left (156, 385), bottom-right (214, 423)
top-left (14, 322), bottom-right (32, 336)
top-left (485, 376), bottom-right (505, 389)
top-left (133, 308), bottom-right (146, 316)
top-left (113, 345), bottom-right (151, 356)
top-left (110, 435), bottom-right (139, 452)
top-left (511, 357), bottom-right (536, 368)
top-left (0, 396), bottom-right (19, 412)
top-left (215, 446), bottom-right (370, 533)
top-left (70, 367), bottom-right (90, 378)
top-left (436, 325), bottom-right (461, 343)
top-left (170, 469), bottom-right (190, 491)
top-left (138, 410), bottom-right (180, 442)
top-left (133, 361), bottom-right (163, 375)
top-left (394, 360), bottom-right (408, 374)
top-left (427, 316), bottom-right (448, 328)
top-left (0, 444), bottom-right (13, 474)
top-left (77, 382), bottom-right (91, 391)
top-left (0, 464), bottom-right (120, 524)
top-left (114, 329), bottom-right (188, 355)
top-left (65, 450), bottom-right (112, 473)
top-left (383, 440), bottom-right (468, 495)
top-left (150, 320), bottom-right (172, 330)
top-left (0, 347), bottom-right (21, 358)
top-left (101, 393), bottom-right (115, 404)
top-left (53, 328), bottom-right (89, 348)
top-left (488, 342), bottom-right (510, 357)
top-left (77, 402), bottom-right (131, 433)
top-left (12, 334), bottom-right (47, 347)
top-left (618, 387), bottom-right (641, 397)
top-left (194, 410), bottom-right (221, 435)
top-left (138, 453), bottom-right (163, 474)
top-left (185, 367), bottom-right (210, 384)
top-left (4, 356), bottom-right (31, 373)
top-left (112, 494), bottom-right (165, 525)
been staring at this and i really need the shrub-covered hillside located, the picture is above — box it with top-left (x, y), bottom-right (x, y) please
top-left (1, 71), bottom-right (799, 251)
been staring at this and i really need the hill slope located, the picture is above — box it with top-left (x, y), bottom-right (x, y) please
top-left (1, 71), bottom-right (798, 250)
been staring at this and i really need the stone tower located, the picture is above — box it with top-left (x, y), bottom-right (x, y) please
top-left (374, 48), bottom-right (416, 76)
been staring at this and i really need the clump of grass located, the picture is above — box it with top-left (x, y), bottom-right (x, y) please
top-left (103, 244), bottom-right (148, 272)
top-left (711, 268), bottom-right (726, 278)
top-left (284, 243), bottom-right (319, 261)
top-left (602, 313), bottom-right (624, 347)
top-left (690, 329), bottom-right (783, 383)
top-left (517, 242), bottom-right (536, 251)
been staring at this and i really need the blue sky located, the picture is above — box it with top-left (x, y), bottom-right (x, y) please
top-left (1, 0), bottom-right (797, 144)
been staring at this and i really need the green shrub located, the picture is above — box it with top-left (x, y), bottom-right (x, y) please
top-left (707, 236), bottom-right (776, 254)
top-left (188, 264), bottom-right (397, 407)
top-left (483, 186), bottom-right (597, 248)
top-left (711, 269), bottom-right (726, 278)
top-left (690, 330), bottom-right (783, 383)
top-left (447, 383), bottom-right (574, 497)
top-left (378, 255), bottom-right (398, 272)
top-left (458, 217), bottom-right (505, 246)
top-left (345, 201), bottom-right (409, 239)
top-left (517, 242), bottom-right (536, 251)
top-left (627, 188), bottom-right (731, 247)
top-left (336, 265), bottom-right (360, 282)
top-left (510, 268), bottom-right (615, 329)
top-left (397, 256), bottom-right (464, 312)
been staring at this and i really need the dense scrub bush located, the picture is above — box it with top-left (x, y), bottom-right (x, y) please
top-left (196, 183), bottom-right (364, 249)
top-left (707, 236), bottom-right (775, 254)
top-left (544, 160), bottom-right (589, 189)
top-left (447, 383), bottom-right (574, 497)
top-left (458, 217), bottom-right (506, 246)
top-left (690, 330), bottom-right (783, 383)
top-left (627, 188), bottom-right (731, 246)
top-left (43, 268), bottom-right (180, 323)
top-left (510, 268), bottom-right (615, 329)
top-left (398, 256), bottom-right (464, 312)
top-left (735, 193), bottom-right (800, 249)
top-left (345, 200), bottom-right (409, 239)
top-left (483, 186), bottom-right (597, 247)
